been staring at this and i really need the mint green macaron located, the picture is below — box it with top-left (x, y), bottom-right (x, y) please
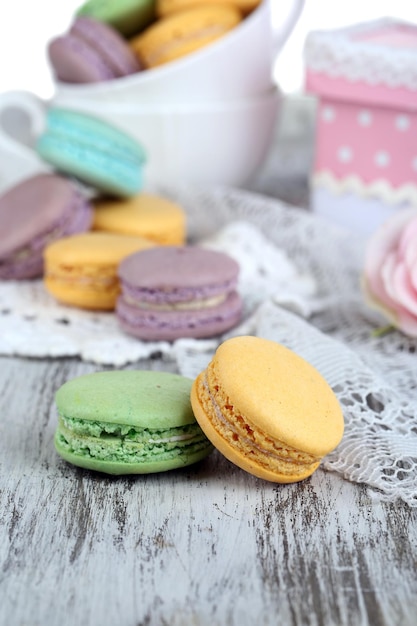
top-left (54, 370), bottom-right (213, 475)
top-left (37, 108), bottom-right (146, 198)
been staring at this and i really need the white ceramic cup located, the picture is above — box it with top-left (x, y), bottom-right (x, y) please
top-left (0, 0), bottom-right (302, 190)
top-left (0, 87), bottom-right (280, 189)
top-left (52, 0), bottom-right (304, 106)
top-left (0, 91), bottom-right (50, 194)
top-left (65, 88), bottom-right (281, 187)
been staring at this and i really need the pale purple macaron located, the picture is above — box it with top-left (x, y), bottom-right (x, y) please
top-left (116, 246), bottom-right (243, 341)
top-left (48, 17), bottom-right (140, 84)
top-left (0, 174), bottom-right (93, 280)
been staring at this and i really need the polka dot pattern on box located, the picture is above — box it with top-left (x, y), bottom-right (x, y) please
top-left (316, 100), bottom-right (417, 188)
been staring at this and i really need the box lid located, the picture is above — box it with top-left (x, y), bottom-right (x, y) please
top-left (304, 19), bottom-right (417, 110)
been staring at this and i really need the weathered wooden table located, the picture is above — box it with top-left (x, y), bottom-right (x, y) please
top-left (1, 97), bottom-right (416, 626)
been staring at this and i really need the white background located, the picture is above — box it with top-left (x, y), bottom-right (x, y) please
top-left (0, 0), bottom-right (416, 98)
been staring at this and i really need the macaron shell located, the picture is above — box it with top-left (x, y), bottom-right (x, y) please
top-left (118, 245), bottom-right (239, 290)
top-left (190, 376), bottom-right (320, 483)
top-left (157, 0), bottom-right (260, 17)
top-left (0, 173), bottom-right (92, 279)
top-left (71, 17), bottom-right (140, 76)
top-left (93, 193), bottom-right (186, 245)
top-left (43, 108), bottom-right (146, 162)
top-left (37, 132), bottom-right (144, 197)
top-left (56, 370), bottom-right (197, 426)
top-left (190, 336), bottom-right (344, 483)
top-left (131, 5), bottom-right (242, 68)
top-left (44, 231), bottom-right (153, 266)
top-left (215, 337), bottom-right (344, 456)
top-left (77, 0), bottom-right (156, 37)
top-left (36, 108), bottom-right (146, 198)
top-left (0, 174), bottom-right (88, 257)
top-left (48, 35), bottom-right (115, 83)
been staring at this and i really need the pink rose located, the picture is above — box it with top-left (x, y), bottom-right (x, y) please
top-left (363, 208), bottom-right (417, 337)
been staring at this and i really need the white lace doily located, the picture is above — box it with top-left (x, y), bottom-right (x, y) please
top-left (304, 18), bottom-right (417, 90)
top-left (1, 187), bottom-right (416, 508)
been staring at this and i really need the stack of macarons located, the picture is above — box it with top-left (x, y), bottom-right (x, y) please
top-left (0, 172), bottom-right (246, 343)
top-left (0, 171), bottom-right (195, 310)
top-left (53, 336), bottom-right (345, 480)
top-left (0, 158), bottom-right (244, 342)
top-left (45, 0), bottom-right (262, 83)
top-left (1, 3), bottom-right (265, 342)
top-left (40, 191), bottom-right (194, 311)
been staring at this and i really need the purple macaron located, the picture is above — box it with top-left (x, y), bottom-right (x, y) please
top-left (116, 246), bottom-right (243, 341)
top-left (48, 17), bottom-right (141, 84)
top-left (0, 173), bottom-right (92, 280)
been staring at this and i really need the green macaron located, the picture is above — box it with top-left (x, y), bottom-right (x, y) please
top-left (54, 370), bottom-right (213, 475)
top-left (76, 0), bottom-right (156, 37)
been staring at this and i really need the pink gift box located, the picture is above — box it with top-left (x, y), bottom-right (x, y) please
top-left (304, 18), bottom-right (417, 237)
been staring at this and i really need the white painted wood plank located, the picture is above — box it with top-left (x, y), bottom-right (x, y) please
top-left (0, 356), bottom-right (416, 626)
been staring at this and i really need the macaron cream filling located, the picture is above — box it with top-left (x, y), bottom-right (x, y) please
top-left (45, 265), bottom-right (120, 291)
top-left (56, 417), bottom-right (209, 463)
top-left (117, 291), bottom-right (242, 329)
top-left (121, 277), bottom-right (238, 305)
top-left (122, 293), bottom-right (227, 311)
top-left (196, 362), bottom-right (321, 477)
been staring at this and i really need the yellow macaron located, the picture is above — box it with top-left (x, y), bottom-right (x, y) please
top-left (44, 232), bottom-right (154, 310)
top-left (92, 192), bottom-right (186, 245)
top-left (130, 5), bottom-right (242, 69)
top-left (156, 0), bottom-right (261, 18)
top-left (191, 336), bottom-right (344, 483)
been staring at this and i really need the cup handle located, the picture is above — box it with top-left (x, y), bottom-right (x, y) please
top-left (0, 90), bottom-right (50, 193)
top-left (271, 0), bottom-right (305, 57)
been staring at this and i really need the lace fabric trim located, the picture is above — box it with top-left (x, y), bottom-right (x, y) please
top-left (1, 186), bottom-right (416, 507)
top-left (304, 18), bottom-right (417, 90)
top-left (312, 170), bottom-right (417, 205)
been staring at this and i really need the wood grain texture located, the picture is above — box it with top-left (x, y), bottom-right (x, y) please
top-left (0, 356), bottom-right (416, 626)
